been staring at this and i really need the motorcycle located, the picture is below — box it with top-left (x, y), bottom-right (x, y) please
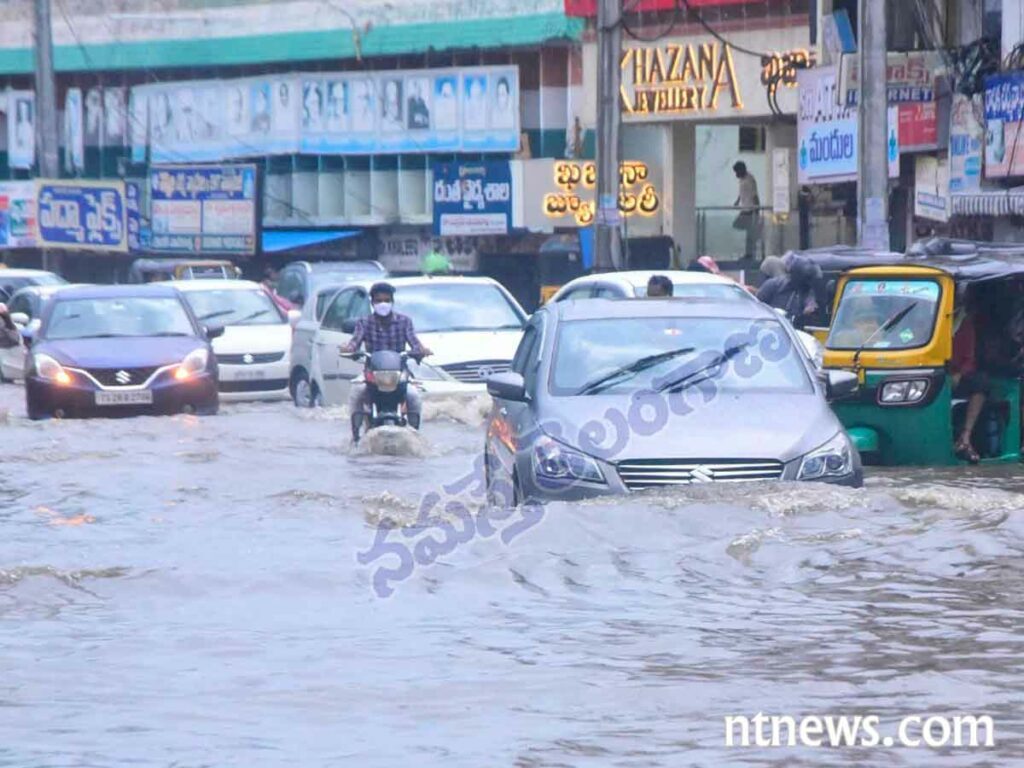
top-left (344, 350), bottom-right (420, 444)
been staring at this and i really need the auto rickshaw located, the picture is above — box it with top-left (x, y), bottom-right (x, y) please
top-left (128, 258), bottom-right (241, 283)
top-left (823, 254), bottom-right (1024, 466)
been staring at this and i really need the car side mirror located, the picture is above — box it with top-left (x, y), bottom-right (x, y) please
top-left (287, 309), bottom-right (301, 328)
top-left (824, 370), bottom-right (858, 400)
top-left (9, 312), bottom-right (28, 327)
top-left (204, 323), bottom-right (225, 340)
top-left (341, 319), bottom-right (357, 334)
top-left (487, 371), bottom-right (528, 402)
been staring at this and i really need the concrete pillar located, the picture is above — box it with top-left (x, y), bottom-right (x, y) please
top-left (665, 122), bottom-right (696, 263)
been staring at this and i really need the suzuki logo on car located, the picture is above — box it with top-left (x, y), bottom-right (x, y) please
top-left (115, 370), bottom-right (132, 384)
top-left (689, 465), bottom-right (715, 483)
top-left (477, 366), bottom-right (495, 379)
top-left (242, 353), bottom-right (254, 365)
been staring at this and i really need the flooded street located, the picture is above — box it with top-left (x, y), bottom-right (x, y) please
top-left (2, 383), bottom-right (1024, 766)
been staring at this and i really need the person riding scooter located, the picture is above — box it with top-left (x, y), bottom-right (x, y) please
top-left (340, 282), bottom-right (432, 436)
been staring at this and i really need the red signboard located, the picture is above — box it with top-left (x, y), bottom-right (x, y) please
top-left (565, 0), bottom-right (753, 16)
top-left (898, 102), bottom-right (938, 152)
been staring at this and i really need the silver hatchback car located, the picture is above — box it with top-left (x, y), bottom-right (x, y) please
top-left (484, 298), bottom-right (862, 504)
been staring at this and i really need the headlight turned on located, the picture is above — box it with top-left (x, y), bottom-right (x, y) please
top-left (532, 435), bottom-right (605, 484)
top-left (34, 353), bottom-right (72, 386)
top-left (879, 379), bottom-right (929, 404)
top-left (175, 348), bottom-right (210, 381)
top-left (798, 432), bottom-right (853, 481)
top-left (373, 370), bottom-right (401, 393)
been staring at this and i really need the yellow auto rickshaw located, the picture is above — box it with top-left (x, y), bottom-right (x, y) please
top-left (823, 256), bottom-right (1024, 466)
top-left (128, 258), bottom-right (241, 283)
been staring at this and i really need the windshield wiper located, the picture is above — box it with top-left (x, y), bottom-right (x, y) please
top-left (198, 309), bottom-right (235, 321)
top-left (852, 301), bottom-right (918, 369)
top-left (575, 347), bottom-right (696, 395)
top-left (654, 342), bottom-right (752, 394)
top-left (234, 309), bottom-right (271, 324)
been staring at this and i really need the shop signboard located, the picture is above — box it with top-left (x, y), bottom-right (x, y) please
top-left (0, 181), bottom-right (38, 249)
top-left (36, 180), bottom-right (127, 252)
top-left (949, 93), bottom-right (984, 192)
top-left (566, 0), bottom-right (748, 13)
top-left (149, 164), bottom-right (258, 254)
top-left (125, 181), bottom-right (143, 253)
top-left (984, 71), bottom-right (1024, 179)
top-left (129, 65), bottom-right (519, 163)
top-left (432, 161), bottom-right (512, 236)
top-left (378, 228), bottom-right (479, 273)
top-left (797, 67), bottom-right (857, 183)
top-left (914, 155), bottom-right (950, 222)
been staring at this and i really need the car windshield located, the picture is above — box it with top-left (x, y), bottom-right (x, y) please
top-left (184, 289), bottom-right (283, 326)
top-left (826, 279), bottom-right (940, 350)
top-left (551, 317), bottom-right (812, 396)
top-left (33, 273), bottom-right (67, 286)
top-left (45, 296), bottom-right (196, 340)
top-left (631, 282), bottom-right (750, 299)
top-left (395, 283), bottom-right (526, 333)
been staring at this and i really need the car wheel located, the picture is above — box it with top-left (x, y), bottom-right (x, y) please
top-left (26, 395), bottom-right (48, 421)
top-left (292, 370), bottom-right (313, 408)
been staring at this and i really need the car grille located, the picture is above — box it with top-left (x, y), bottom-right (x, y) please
top-left (217, 352), bottom-right (286, 365)
top-left (440, 359), bottom-right (511, 383)
top-left (220, 378), bottom-right (289, 393)
top-left (85, 366), bottom-right (161, 387)
top-left (616, 458), bottom-right (784, 490)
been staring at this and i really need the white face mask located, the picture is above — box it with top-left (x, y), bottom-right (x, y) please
top-left (373, 301), bottom-right (393, 317)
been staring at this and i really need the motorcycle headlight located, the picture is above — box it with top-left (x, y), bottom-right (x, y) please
top-left (174, 347), bottom-right (210, 381)
top-left (798, 432), bottom-right (853, 481)
top-left (373, 370), bottom-right (401, 392)
top-left (532, 436), bottom-right (605, 484)
top-left (34, 353), bottom-right (72, 385)
top-left (879, 379), bottom-right (928, 404)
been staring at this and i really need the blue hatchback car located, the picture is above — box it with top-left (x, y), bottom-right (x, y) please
top-left (24, 284), bottom-right (222, 420)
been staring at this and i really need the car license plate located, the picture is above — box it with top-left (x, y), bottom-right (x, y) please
top-left (233, 370), bottom-right (266, 380)
top-left (95, 390), bottom-right (154, 406)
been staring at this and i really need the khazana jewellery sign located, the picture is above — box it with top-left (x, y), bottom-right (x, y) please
top-left (620, 42), bottom-right (743, 117)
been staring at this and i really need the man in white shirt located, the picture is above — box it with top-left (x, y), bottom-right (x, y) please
top-left (732, 161), bottom-right (761, 259)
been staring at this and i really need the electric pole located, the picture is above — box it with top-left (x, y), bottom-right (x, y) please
top-left (595, 0), bottom-right (623, 271)
top-left (34, 0), bottom-right (60, 272)
top-left (857, 0), bottom-right (890, 251)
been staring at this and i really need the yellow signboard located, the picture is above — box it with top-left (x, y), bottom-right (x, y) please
top-left (542, 161), bottom-right (660, 227)
top-left (620, 42), bottom-right (743, 116)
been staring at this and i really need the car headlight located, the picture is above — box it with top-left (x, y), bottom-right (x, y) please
top-left (878, 379), bottom-right (928, 404)
top-left (373, 370), bottom-right (401, 392)
top-left (174, 347), bottom-right (210, 381)
top-left (532, 435), bottom-right (605, 484)
top-left (34, 353), bottom-right (72, 385)
top-left (798, 432), bottom-right (853, 481)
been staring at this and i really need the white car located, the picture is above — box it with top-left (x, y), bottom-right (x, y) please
top-left (296, 276), bottom-right (527, 407)
top-left (548, 270), bottom-right (824, 368)
top-left (0, 283), bottom-right (87, 382)
top-left (172, 280), bottom-right (296, 402)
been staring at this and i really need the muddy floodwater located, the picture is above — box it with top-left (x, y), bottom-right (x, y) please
top-left (1, 383), bottom-right (1023, 766)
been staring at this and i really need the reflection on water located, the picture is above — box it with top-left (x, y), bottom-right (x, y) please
top-left (1, 385), bottom-right (1023, 766)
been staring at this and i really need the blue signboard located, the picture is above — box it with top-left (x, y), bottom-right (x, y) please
top-left (36, 180), bottom-right (128, 252)
top-left (432, 161), bottom-right (512, 236)
top-left (125, 181), bottom-right (142, 252)
top-left (149, 164), bottom-right (258, 254)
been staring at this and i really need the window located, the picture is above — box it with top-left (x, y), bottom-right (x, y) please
top-left (277, 270), bottom-right (305, 304)
top-left (315, 289), bottom-right (340, 321)
top-left (556, 285), bottom-right (594, 301)
top-left (512, 322), bottom-right (542, 394)
top-left (738, 126), bottom-right (766, 153)
top-left (321, 289), bottom-right (355, 331)
top-left (592, 285), bottom-right (623, 298)
top-left (344, 290), bottom-right (370, 321)
top-left (8, 293), bottom-right (33, 318)
top-left (826, 279), bottom-right (941, 350)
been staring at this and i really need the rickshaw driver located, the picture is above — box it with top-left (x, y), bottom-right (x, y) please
top-left (829, 295), bottom-right (886, 348)
top-left (951, 291), bottom-right (991, 463)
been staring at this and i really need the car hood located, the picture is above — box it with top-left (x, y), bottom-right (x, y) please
top-left (417, 329), bottom-right (523, 365)
top-left (214, 323), bottom-right (291, 355)
top-left (37, 336), bottom-right (205, 369)
top-left (538, 392), bottom-right (840, 464)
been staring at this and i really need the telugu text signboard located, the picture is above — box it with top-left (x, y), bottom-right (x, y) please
top-left (432, 162), bottom-right (512, 236)
top-left (984, 71), bottom-right (1024, 179)
top-left (949, 93), bottom-right (984, 193)
top-left (36, 180), bottom-right (128, 252)
top-left (798, 67), bottom-right (858, 183)
top-left (149, 165), bottom-right (258, 254)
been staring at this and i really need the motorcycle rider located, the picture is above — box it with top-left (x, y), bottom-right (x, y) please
top-left (340, 282), bottom-right (431, 431)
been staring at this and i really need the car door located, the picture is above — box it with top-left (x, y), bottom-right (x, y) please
top-left (0, 291), bottom-right (32, 380)
top-left (313, 288), bottom-right (357, 404)
top-left (488, 318), bottom-right (542, 485)
top-left (336, 288), bottom-right (371, 386)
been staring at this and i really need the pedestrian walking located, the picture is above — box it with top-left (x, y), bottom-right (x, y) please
top-left (732, 161), bottom-right (761, 259)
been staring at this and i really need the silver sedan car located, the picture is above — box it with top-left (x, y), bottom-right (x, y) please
top-left (484, 298), bottom-right (862, 504)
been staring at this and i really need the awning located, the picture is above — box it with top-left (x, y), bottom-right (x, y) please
top-left (261, 229), bottom-right (360, 253)
top-left (951, 191), bottom-right (1024, 217)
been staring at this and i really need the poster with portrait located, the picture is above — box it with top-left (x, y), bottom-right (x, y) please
top-left (149, 88), bottom-right (174, 151)
top-left (129, 87), bottom-right (148, 162)
top-left (63, 88), bottom-right (85, 173)
top-left (462, 73), bottom-right (487, 132)
top-left (302, 79), bottom-right (325, 135)
top-left (8, 90), bottom-right (36, 170)
top-left (103, 87), bottom-right (127, 147)
top-left (380, 77), bottom-right (404, 133)
top-left (84, 87), bottom-right (102, 147)
top-left (325, 79), bottom-right (347, 133)
top-left (405, 76), bottom-right (431, 131)
top-left (488, 69), bottom-right (517, 131)
top-left (250, 80), bottom-right (272, 136)
top-left (349, 78), bottom-right (376, 134)
top-left (432, 74), bottom-right (458, 132)
top-left (272, 79), bottom-right (298, 135)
